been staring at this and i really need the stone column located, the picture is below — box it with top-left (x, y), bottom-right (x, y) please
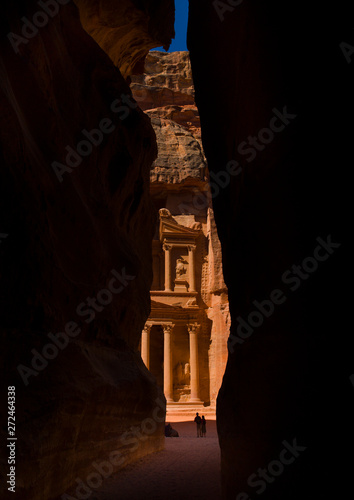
top-left (163, 324), bottom-right (174, 403)
top-left (188, 245), bottom-right (196, 292)
top-left (163, 243), bottom-right (172, 292)
top-left (141, 324), bottom-right (151, 369)
top-left (188, 323), bottom-right (201, 402)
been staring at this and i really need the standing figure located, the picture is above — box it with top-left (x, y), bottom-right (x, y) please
top-left (194, 412), bottom-right (202, 437)
top-left (201, 416), bottom-right (206, 437)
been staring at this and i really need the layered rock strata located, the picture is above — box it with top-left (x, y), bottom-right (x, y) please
top-left (131, 51), bottom-right (201, 137)
top-left (132, 51), bottom-right (206, 184)
top-left (132, 51), bottom-right (230, 410)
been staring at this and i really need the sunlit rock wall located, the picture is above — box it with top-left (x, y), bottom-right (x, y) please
top-left (132, 50), bottom-right (230, 408)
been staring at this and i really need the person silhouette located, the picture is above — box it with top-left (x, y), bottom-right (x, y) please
top-left (194, 412), bottom-right (202, 437)
top-left (201, 416), bottom-right (206, 437)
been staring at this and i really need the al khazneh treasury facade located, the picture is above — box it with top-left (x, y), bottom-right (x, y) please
top-left (131, 51), bottom-right (230, 412)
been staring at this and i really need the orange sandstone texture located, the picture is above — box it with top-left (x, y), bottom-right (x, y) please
top-left (131, 51), bottom-right (200, 136)
top-left (132, 51), bottom-right (230, 410)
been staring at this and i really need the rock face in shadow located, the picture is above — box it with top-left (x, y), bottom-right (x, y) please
top-left (74, 0), bottom-right (175, 78)
top-left (0, 1), bottom-right (174, 499)
top-left (188, 1), bottom-right (354, 499)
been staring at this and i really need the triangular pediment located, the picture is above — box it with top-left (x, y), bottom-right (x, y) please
top-left (160, 219), bottom-right (200, 236)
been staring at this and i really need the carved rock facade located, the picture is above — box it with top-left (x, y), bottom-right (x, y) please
top-left (132, 52), bottom-right (230, 413)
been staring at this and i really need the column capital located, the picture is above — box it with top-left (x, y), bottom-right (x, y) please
top-left (187, 323), bottom-right (200, 334)
top-left (188, 244), bottom-right (197, 252)
top-left (163, 324), bottom-right (175, 335)
top-left (143, 324), bottom-right (152, 334)
top-left (163, 242), bottom-right (172, 252)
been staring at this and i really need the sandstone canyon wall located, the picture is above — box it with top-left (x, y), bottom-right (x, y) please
top-left (131, 51), bottom-right (230, 409)
top-left (74, 0), bottom-right (175, 79)
top-left (1, 0), bottom-right (353, 498)
top-left (0, 1), bottom-right (174, 499)
top-left (188, 1), bottom-right (354, 499)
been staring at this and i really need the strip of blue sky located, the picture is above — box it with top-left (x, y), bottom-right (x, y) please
top-left (152, 0), bottom-right (189, 52)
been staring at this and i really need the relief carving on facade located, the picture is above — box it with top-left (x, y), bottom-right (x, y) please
top-left (175, 257), bottom-right (188, 278)
top-left (134, 52), bottom-right (230, 411)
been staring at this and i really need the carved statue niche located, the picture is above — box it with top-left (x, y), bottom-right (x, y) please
top-left (174, 256), bottom-right (189, 292)
top-left (174, 361), bottom-right (190, 386)
top-left (175, 362), bottom-right (184, 385)
top-left (175, 257), bottom-right (188, 279)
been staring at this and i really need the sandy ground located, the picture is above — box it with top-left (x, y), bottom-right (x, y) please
top-left (94, 419), bottom-right (221, 500)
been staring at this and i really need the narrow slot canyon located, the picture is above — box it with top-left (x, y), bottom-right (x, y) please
top-left (1, 1), bottom-right (353, 500)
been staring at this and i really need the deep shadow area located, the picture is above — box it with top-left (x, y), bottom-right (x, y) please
top-left (1, 1), bottom-right (353, 499)
top-left (188, 1), bottom-right (354, 499)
